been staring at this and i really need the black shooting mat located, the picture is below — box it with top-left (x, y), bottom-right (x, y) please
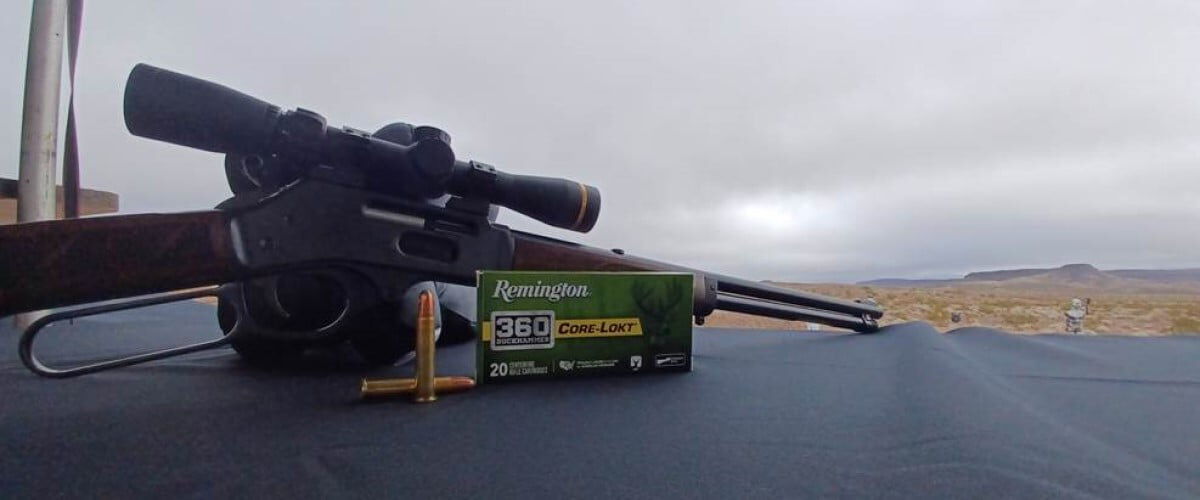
top-left (1, 302), bottom-right (1197, 498)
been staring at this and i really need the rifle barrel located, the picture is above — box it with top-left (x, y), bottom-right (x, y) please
top-left (509, 231), bottom-right (883, 326)
top-left (709, 273), bottom-right (882, 319)
top-left (716, 294), bottom-right (876, 332)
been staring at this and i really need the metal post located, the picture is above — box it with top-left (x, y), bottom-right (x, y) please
top-left (15, 0), bottom-right (68, 329)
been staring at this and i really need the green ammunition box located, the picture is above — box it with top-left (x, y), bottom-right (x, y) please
top-left (476, 271), bottom-right (694, 383)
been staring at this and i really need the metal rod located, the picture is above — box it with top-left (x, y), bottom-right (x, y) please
top-left (15, 0), bottom-right (68, 330)
top-left (716, 293), bottom-right (877, 332)
top-left (62, 0), bottom-right (84, 218)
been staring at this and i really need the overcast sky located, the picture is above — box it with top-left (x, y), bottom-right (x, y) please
top-left (3, 1), bottom-right (1199, 282)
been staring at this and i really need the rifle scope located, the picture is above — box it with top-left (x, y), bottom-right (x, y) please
top-left (123, 64), bottom-right (599, 233)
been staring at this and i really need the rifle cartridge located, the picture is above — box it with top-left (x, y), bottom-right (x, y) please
top-left (360, 376), bottom-right (476, 399)
top-left (413, 291), bottom-right (438, 403)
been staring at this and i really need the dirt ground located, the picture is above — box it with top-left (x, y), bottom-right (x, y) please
top-left (703, 283), bottom-right (1200, 336)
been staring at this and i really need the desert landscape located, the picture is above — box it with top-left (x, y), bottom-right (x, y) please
top-left (704, 264), bottom-right (1200, 336)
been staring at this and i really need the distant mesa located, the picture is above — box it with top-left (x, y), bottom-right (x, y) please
top-left (860, 263), bottom-right (1200, 292)
top-left (964, 263), bottom-right (1101, 282)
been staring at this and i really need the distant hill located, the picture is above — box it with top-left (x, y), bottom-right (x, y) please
top-left (963, 265), bottom-right (1081, 282)
top-left (1107, 268), bottom-right (1200, 283)
top-left (860, 263), bottom-right (1200, 293)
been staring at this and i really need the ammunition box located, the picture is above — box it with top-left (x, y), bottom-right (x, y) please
top-left (476, 271), bottom-right (693, 383)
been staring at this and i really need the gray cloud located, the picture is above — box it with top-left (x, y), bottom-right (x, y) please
top-left (3, 1), bottom-right (1199, 282)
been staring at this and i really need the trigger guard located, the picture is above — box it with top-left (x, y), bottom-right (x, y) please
top-left (219, 270), bottom-right (376, 343)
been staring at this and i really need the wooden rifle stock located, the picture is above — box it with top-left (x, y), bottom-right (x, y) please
top-left (0, 212), bottom-right (241, 316)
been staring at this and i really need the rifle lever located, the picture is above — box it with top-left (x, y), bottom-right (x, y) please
top-left (18, 287), bottom-right (230, 378)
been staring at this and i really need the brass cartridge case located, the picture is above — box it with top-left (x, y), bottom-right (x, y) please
top-left (360, 376), bottom-right (476, 399)
top-left (414, 291), bottom-right (437, 403)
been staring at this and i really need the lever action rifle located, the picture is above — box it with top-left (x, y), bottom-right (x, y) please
top-left (0, 64), bottom-right (883, 377)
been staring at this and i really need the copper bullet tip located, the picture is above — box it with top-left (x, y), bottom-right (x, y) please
top-left (418, 290), bottom-right (435, 319)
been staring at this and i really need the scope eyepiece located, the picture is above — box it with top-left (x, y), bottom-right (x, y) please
top-left (447, 161), bottom-right (600, 233)
top-left (496, 172), bottom-right (600, 233)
